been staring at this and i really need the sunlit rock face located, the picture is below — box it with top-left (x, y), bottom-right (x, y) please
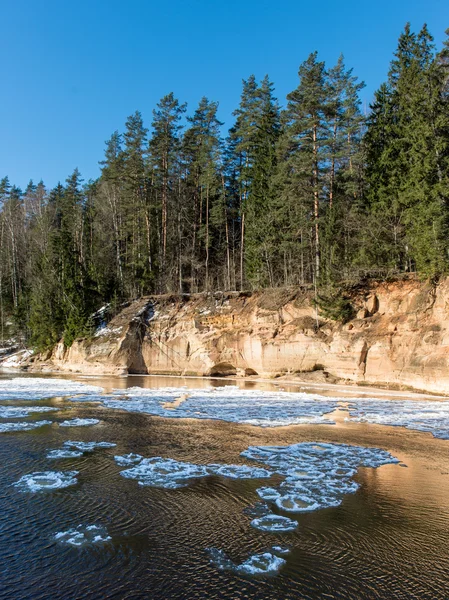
top-left (27, 278), bottom-right (449, 395)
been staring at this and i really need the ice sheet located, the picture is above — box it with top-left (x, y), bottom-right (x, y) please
top-left (242, 442), bottom-right (400, 513)
top-left (0, 406), bottom-right (57, 419)
top-left (102, 386), bottom-right (338, 427)
top-left (346, 398), bottom-right (449, 440)
top-left (0, 420), bottom-right (52, 433)
top-left (0, 378), bottom-right (103, 401)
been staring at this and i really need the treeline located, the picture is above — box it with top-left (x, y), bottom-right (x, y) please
top-left (1, 24), bottom-right (449, 349)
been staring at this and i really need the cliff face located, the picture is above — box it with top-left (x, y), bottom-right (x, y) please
top-left (25, 278), bottom-right (449, 394)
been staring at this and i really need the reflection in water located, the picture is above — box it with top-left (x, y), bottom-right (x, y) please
top-left (0, 373), bottom-right (449, 599)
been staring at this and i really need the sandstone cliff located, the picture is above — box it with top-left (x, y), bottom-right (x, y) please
top-left (18, 277), bottom-right (449, 394)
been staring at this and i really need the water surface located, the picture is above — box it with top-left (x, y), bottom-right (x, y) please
top-left (1, 374), bottom-right (449, 599)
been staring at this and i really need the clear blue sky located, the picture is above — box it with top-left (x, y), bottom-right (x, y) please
top-left (1, 0), bottom-right (447, 189)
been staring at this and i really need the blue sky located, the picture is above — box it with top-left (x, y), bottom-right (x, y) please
top-left (1, 0), bottom-right (447, 189)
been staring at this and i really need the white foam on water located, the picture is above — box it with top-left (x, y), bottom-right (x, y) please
top-left (13, 470), bottom-right (79, 491)
top-left (63, 441), bottom-right (116, 453)
top-left (54, 524), bottom-right (111, 547)
top-left (114, 453), bottom-right (143, 466)
top-left (251, 514), bottom-right (298, 532)
top-left (206, 548), bottom-right (286, 576)
top-left (59, 418), bottom-right (100, 427)
top-left (0, 406), bottom-right (57, 419)
top-left (242, 442), bottom-right (400, 514)
top-left (346, 398), bottom-right (449, 440)
top-left (102, 385), bottom-right (338, 427)
top-left (0, 378), bottom-right (103, 401)
top-left (47, 449), bottom-right (84, 459)
top-left (0, 420), bottom-right (52, 433)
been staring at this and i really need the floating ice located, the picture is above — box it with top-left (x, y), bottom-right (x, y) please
top-left (206, 548), bottom-right (286, 576)
top-left (63, 441), bottom-right (116, 453)
top-left (119, 455), bottom-right (272, 489)
top-left (242, 442), bottom-right (400, 514)
top-left (250, 514), bottom-right (298, 532)
top-left (0, 378), bottom-right (103, 401)
top-left (102, 386), bottom-right (338, 427)
top-left (54, 524), bottom-right (111, 546)
top-left (13, 470), bottom-right (78, 492)
top-left (47, 449), bottom-right (84, 459)
top-left (207, 464), bottom-right (272, 479)
top-left (59, 418), bottom-right (100, 427)
top-left (0, 420), bottom-right (52, 433)
top-left (114, 453), bottom-right (143, 466)
top-left (346, 398), bottom-right (449, 440)
top-left (120, 457), bottom-right (210, 489)
top-left (0, 406), bottom-right (57, 419)
top-left (271, 545), bottom-right (291, 556)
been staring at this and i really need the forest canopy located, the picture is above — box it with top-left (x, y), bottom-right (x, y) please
top-left (1, 24), bottom-right (449, 349)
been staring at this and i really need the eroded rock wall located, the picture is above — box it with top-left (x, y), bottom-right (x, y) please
top-left (27, 278), bottom-right (449, 394)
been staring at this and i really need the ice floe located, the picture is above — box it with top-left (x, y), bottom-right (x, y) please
top-left (346, 398), bottom-right (449, 440)
top-left (0, 378), bottom-right (103, 401)
top-left (119, 455), bottom-right (273, 489)
top-left (120, 457), bottom-right (210, 489)
top-left (206, 548), bottom-right (286, 576)
top-left (0, 420), bottom-right (52, 433)
top-left (63, 441), bottom-right (116, 453)
top-left (13, 470), bottom-right (79, 491)
top-left (207, 464), bottom-right (272, 479)
top-left (114, 453), bottom-right (143, 466)
top-left (102, 386), bottom-right (338, 427)
top-left (0, 406), bottom-right (57, 419)
top-left (47, 449), bottom-right (84, 459)
top-left (59, 418), bottom-right (100, 427)
top-left (242, 442), bottom-right (399, 514)
top-left (251, 514), bottom-right (298, 532)
top-left (54, 524), bottom-right (111, 546)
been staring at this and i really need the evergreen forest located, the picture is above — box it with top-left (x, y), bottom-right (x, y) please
top-left (1, 24), bottom-right (449, 349)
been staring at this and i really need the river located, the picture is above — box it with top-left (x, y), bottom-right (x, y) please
top-left (1, 373), bottom-right (448, 599)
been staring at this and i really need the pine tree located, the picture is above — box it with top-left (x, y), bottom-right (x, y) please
top-left (149, 94), bottom-right (186, 290)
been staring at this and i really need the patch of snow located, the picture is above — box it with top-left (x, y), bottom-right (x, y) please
top-left (54, 524), bottom-right (111, 547)
top-left (0, 349), bottom-right (33, 368)
top-left (59, 418), bottom-right (100, 427)
top-left (13, 470), bottom-right (78, 492)
top-left (94, 326), bottom-right (123, 338)
top-left (0, 420), bottom-right (52, 433)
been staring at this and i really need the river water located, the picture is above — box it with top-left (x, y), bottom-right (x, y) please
top-left (1, 374), bottom-right (449, 599)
